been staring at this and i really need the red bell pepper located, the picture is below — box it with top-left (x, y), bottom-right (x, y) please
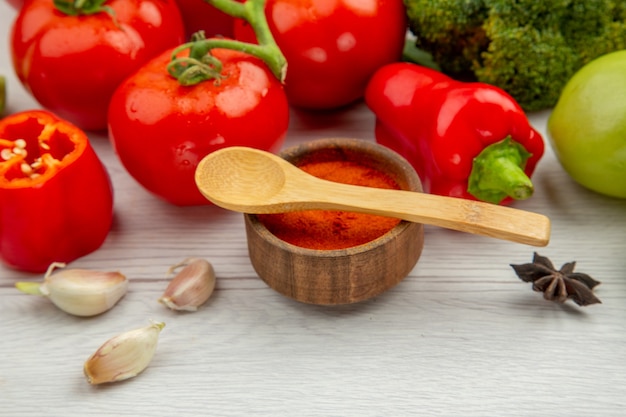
top-left (0, 111), bottom-right (114, 273)
top-left (365, 62), bottom-right (545, 205)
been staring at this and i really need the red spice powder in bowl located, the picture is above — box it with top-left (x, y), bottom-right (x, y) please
top-left (244, 138), bottom-right (425, 305)
top-left (257, 157), bottom-right (402, 250)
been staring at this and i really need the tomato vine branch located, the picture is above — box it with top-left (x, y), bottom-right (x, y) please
top-left (167, 0), bottom-right (287, 85)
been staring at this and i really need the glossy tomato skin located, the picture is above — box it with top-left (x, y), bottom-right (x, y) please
top-left (234, 0), bottom-right (407, 110)
top-left (175, 0), bottom-right (234, 39)
top-left (108, 47), bottom-right (289, 206)
top-left (10, 0), bottom-right (185, 131)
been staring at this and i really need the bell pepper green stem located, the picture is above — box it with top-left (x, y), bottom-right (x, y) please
top-left (168, 0), bottom-right (287, 85)
top-left (468, 137), bottom-right (534, 204)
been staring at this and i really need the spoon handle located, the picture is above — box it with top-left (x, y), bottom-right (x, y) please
top-left (295, 180), bottom-right (550, 247)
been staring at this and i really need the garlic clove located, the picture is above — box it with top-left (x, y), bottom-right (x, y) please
top-left (15, 262), bottom-right (129, 317)
top-left (158, 257), bottom-right (216, 312)
top-left (84, 320), bottom-right (165, 385)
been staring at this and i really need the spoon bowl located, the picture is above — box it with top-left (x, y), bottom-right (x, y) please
top-left (195, 145), bottom-right (550, 247)
top-left (197, 146), bottom-right (289, 207)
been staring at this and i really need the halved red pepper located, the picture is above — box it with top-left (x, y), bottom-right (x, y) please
top-left (365, 62), bottom-right (545, 205)
top-left (0, 111), bottom-right (114, 273)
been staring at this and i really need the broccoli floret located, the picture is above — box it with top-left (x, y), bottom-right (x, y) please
top-left (404, 0), bottom-right (626, 111)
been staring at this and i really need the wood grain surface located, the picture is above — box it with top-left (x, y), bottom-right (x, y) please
top-left (1, 3), bottom-right (625, 416)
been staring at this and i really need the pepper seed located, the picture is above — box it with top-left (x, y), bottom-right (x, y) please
top-left (20, 163), bottom-right (33, 175)
top-left (14, 138), bottom-right (27, 149)
top-left (12, 147), bottom-right (27, 157)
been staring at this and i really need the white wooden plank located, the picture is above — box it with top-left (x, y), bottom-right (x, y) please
top-left (0, 3), bottom-right (624, 416)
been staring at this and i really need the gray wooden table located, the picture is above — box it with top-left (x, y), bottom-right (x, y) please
top-left (1, 3), bottom-right (625, 416)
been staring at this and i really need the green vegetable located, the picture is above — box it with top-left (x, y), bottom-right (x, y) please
top-left (403, 0), bottom-right (626, 111)
top-left (401, 38), bottom-right (440, 71)
top-left (547, 50), bottom-right (626, 199)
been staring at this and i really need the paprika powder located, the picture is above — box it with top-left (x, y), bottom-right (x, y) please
top-left (0, 110), bottom-right (114, 273)
top-left (365, 62), bottom-right (545, 205)
top-left (258, 153), bottom-right (401, 250)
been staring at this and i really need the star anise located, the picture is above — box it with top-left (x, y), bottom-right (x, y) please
top-left (510, 252), bottom-right (601, 306)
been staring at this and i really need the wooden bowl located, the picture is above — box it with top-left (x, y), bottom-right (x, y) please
top-left (244, 138), bottom-right (425, 305)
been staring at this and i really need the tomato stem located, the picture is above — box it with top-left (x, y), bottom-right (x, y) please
top-left (168, 0), bottom-right (287, 85)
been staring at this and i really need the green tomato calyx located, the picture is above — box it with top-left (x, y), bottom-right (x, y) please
top-left (168, 0), bottom-right (287, 86)
top-left (54, 0), bottom-right (117, 22)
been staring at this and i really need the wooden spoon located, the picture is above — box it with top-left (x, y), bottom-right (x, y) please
top-left (195, 146), bottom-right (550, 247)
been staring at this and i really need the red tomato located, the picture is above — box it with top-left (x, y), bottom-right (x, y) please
top-left (10, 0), bottom-right (185, 131)
top-left (108, 46), bottom-right (289, 206)
top-left (234, 0), bottom-right (407, 110)
top-left (175, 0), bottom-right (235, 40)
